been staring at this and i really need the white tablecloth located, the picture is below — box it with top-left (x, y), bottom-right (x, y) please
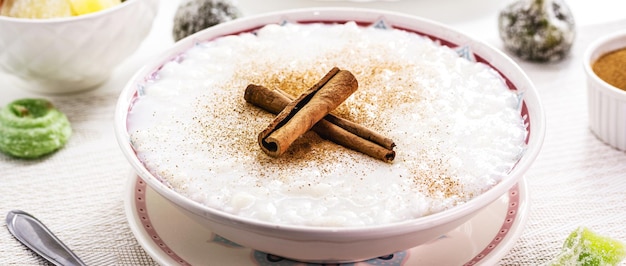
top-left (2, 0), bottom-right (626, 265)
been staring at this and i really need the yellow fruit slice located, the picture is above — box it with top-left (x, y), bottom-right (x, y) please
top-left (67, 0), bottom-right (121, 16)
top-left (1, 0), bottom-right (73, 19)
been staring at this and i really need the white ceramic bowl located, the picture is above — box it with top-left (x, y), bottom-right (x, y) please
top-left (115, 8), bottom-right (545, 263)
top-left (0, 0), bottom-right (159, 94)
top-left (585, 30), bottom-right (626, 151)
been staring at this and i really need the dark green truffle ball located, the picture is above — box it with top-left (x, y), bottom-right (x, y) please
top-left (172, 0), bottom-right (241, 42)
top-left (498, 0), bottom-right (576, 62)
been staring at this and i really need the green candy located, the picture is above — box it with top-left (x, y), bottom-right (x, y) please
top-left (0, 98), bottom-right (72, 159)
top-left (550, 227), bottom-right (626, 266)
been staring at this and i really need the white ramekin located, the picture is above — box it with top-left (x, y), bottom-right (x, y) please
top-left (584, 30), bottom-right (626, 151)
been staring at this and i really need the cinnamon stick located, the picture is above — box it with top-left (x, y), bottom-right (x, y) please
top-left (257, 67), bottom-right (357, 157)
top-left (245, 68), bottom-right (396, 162)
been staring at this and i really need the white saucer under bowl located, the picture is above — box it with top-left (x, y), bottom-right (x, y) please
top-left (124, 175), bottom-right (529, 265)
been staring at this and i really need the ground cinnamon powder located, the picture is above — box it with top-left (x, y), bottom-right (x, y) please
top-left (592, 47), bottom-right (626, 91)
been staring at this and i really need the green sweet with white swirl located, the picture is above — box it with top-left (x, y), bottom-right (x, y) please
top-left (0, 99), bottom-right (72, 159)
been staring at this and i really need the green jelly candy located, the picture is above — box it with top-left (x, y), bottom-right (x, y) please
top-left (550, 227), bottom-right (626, 266)
top-left (0, 98), bottom-right (72, 159)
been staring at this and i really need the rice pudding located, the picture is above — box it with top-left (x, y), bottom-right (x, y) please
top-left (127, 22), bottom-right (527, 227)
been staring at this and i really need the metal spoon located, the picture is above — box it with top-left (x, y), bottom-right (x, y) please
top-left (6, 210), bottom-right (86, 266)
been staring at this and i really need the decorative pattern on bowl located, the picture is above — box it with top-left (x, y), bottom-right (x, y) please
top-left (130, 176), bottom-right (524, 265)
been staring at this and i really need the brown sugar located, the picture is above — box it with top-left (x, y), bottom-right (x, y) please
top-left (592, 47), bottom-right (626, 91)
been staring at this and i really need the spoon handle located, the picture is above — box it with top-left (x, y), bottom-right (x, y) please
top-left (6, 210), bottom-right (86, 266)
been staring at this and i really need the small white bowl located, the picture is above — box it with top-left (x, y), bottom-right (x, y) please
top-left (115, 8), bottom-right (545, 263)
top-left (584, 30), bottom-right (626, 151)
top-left (0, 0), bottom-right (159, 94)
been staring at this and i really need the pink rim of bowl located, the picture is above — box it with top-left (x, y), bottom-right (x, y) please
top-left (584, 30), bottom-right (626, 151)
top-left (115, 7), bottom-right (545, 262)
